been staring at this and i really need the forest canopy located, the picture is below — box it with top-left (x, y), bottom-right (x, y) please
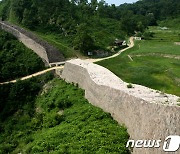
top-left (0, 0), bottom-right (146, 54)
top-left (0, 0), bottom-right (179, 54)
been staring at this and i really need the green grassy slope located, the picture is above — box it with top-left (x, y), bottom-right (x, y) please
top-left (0, 78), bottom-right (129, 153)
top-left (35, 32), bottom-right (78, 58)
top-left (97, 26), bottom-right (180, 96)
top-left (158, 17), bottom-right (180, 29)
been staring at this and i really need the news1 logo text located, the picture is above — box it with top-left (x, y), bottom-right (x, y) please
top-left (126, 135), bottom-right (180, 152)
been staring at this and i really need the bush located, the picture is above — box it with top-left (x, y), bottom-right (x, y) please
top-left (143, 31), bottom-right (155, 40)
top-left (0, 72), bottom-right (54, 121)
top-left (127, 83), bottom-right (133, 88)
top-left (43, 112), bottom-right (64, 128)
top-left (56, 99), bottom-right (73, 109)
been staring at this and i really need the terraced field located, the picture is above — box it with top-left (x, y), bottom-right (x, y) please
top-left (97, 26), bottom-right (180, 96)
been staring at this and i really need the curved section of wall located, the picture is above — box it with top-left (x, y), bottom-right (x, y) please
top-left (0, 21), bottom-right (65, 66)
top-left (61, 59), bottom-right (180, 154)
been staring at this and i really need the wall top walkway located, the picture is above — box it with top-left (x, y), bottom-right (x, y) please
top-left (63, 59), bottom-right (179, 106)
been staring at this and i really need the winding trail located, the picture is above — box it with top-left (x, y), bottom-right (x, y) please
top-left (0, 66), bottom-right (64, 85)
top-left (85, 37), bottom-right (134, 63)
top-left (0, 37), bottom-right (134, 85)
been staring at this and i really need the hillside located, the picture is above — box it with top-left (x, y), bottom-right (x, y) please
top-left (118, 0), bottom-right (180, 22)
top-left (0, 0), bottom-right (149, 57)
top-left (0, 0), bottom-right (180, 153)
top-left (0, 29), bottom-right (45, 82)
top-left (0, 76), bottom-right (129, 153)
top-left (1, 0), bottom-right (180, 58)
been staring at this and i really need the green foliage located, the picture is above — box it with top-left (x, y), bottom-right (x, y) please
top-left (127, 83), bottom-right (133, 88)
top-left (119, 0), bottom-right (180, 24)
top-left (0, 78), bottom-right (129, 153)
top-left (136, 32), bottom-right (143, 37)
top-left (73, 24), bottom-right (95, 54)
top-left (0, 30), bottom-right (45, 82)
top-left (1, 0), bottom-right (180, 39)
top-left (97, 26), bottom-right (180, 96)
top-left (158, 17), bottom-right (180, 29)
top-left (36, 32), bottom-right (78, 58)
top-left (42, 111), bottom-right (64, 128)
top-left (0, 72), bottom-right (53, 121)
top-left (0, 0), bottom-right (151, 57)
top-left (121, 12), bottom-right (148, 34)
top-left (143, 31), bottom-right (155, 40)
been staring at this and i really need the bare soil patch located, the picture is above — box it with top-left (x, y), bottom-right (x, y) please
top-left (174, 42), bottom-right (180, 45)
top-left (131, 53), bottom-right (180, 60)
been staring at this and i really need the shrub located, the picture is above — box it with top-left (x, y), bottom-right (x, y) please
top-left (127, 83), bottom-right (133, 88)
top-left (143, 31), bottom-right (154, 40)
top-left (56, 99), bottom-right (72, 109)
top-left (43, 112), bottom-right (64, 128)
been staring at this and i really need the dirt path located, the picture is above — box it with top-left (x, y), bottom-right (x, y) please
top-left (0, 66), bottom-right (64, 85)
top-left (0, 37), bottom-right (134, 85)
top-left (85, 37), bottom-right (134, 63)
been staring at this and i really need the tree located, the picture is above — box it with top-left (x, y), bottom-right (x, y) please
top-left (91, 0), bottom-right (98, 13)
top-left (73, 24), bottom-right (95, 55)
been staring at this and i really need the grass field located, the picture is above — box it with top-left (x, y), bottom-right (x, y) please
top-left (129, 27), bottom-right (180, 56)
top-left (97, 26), bottom-right (180, 96)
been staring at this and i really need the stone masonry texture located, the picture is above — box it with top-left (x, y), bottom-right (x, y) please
top-left (61, 59), bottom-right (180, 154)
top-left (0, 21), bottom-right (65, 66)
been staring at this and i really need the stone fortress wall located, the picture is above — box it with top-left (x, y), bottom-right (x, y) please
top-left (1, 20), bottom-right (179, 153)
top-left (60, 59), bottom-right (180, 154)
top-left (0, 21), bottom-right (65, 67)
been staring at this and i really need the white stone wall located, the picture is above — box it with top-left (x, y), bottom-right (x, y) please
top-left (61, 59), bottom-right (180, 154)
top-left (19, 33), bottom-right (49, 65)
top-left (0, 21), bottom-right (49, 66)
